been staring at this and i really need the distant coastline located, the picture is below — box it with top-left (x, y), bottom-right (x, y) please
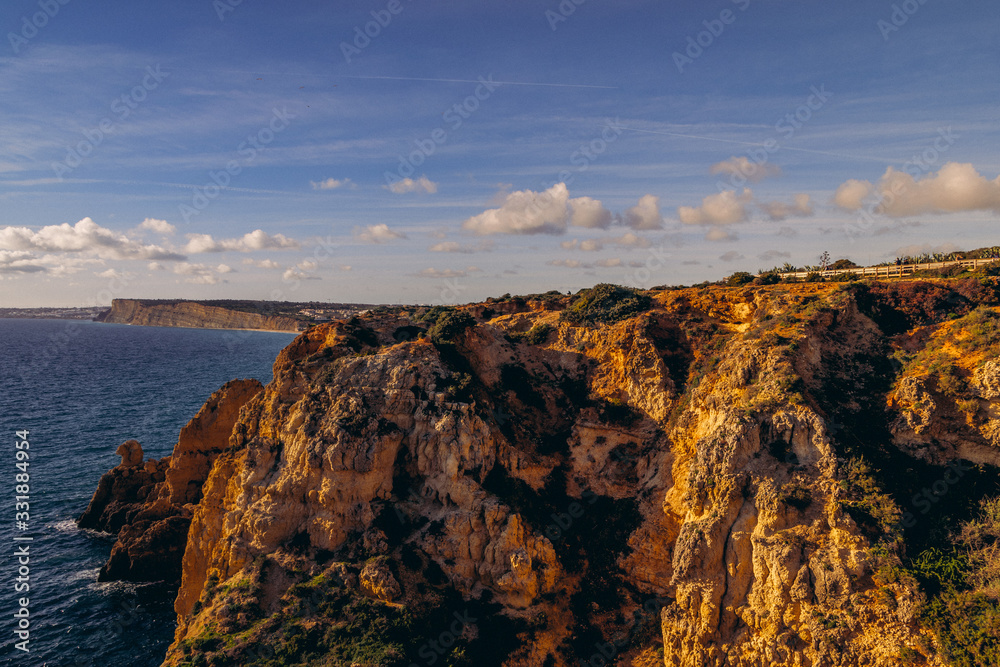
top-left (0, 299), bottom-right (380, 332)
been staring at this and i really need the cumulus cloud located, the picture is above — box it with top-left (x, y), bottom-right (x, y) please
top-left (706, 227), bottom-right (738, 242)
top-left (463, 185), bottom-right (649, 236)
top-left (96, 268), bottom-right (125, 279)
top-left (429, 240), bottom-right (495, 253)
top-left (710, 156), bottom-right (782, 183)
top-left (759, 194), bottom-right (814, 221)
top-left (569, 196), bottom-right (613, 229)
top-left (170, 262), bottom-right (233, 284)
top-left (561, 239), bottom-right (604, 252)
top-left (184, 230), bottom-right (299, 253)
top-left (463, 183), bottom-right (574, 235)
top-left (311, 178), bottom-right (354, 190)
top-left (137, 218), bottom-right (176, 235)
top-left (216, 264), bottom-right (234, 274)
top-left (0, 250), bottom-right (46, 274)
top-left (0, 217), bottom-right (185, 260)
top-left (874, 163), bottom-right (1000, 217)
top-left (355, 224), bottom-right (407, 244)
top-left (612, 232), bottom-right (652, 248)
top-left (242, 258), bottom-right (281, 270)
top-left (386, 176), bottom-right (438, 195)
top-left (678, 189), bottom-right (752, 226)
top-left (283, 266), bottom-right (322, 282)
top-left (833, 179), bottom-right (873, 211)
top-left (622, 194), bottom-right (663, 230)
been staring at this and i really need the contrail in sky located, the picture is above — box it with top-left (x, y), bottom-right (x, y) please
top-left (342, 75), bottom-right (617, 89)
top-left (166, 67), bottom-right (616, 89)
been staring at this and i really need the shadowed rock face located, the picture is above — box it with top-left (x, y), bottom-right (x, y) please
top-left (78, 379), bottom-right (263, 583)
top-left (82, 282), bottom-right (1000, 666)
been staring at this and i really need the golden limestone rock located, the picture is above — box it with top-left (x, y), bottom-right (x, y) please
top-left (81, 282), bottom-right (1000, 666)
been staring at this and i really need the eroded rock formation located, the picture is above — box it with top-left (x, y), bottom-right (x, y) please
top-left (79, 379), bottom-right (263, 582)
top-left (82, 281), bottom-right (1000, 666)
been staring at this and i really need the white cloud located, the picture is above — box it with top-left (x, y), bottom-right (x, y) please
top-left (463, 183), bottom-right (572, 235)
top-left (417, 266), bottom-right (480, 278)
top-left (710, 156), bottom-right (782, 183)
top-left (622, 194), bottom-right (663, 230)
top-left (429, 240), bottom-right (495, 253)
top-left (0, 217), bottom-right (185, 260)
top-left (96, 268), bottom-right (125, 279)
top-left (242, 258), bottom-right (281, 270)
top-left (874, 163), bottom-right (1000, 217)
top-left (137, 218), bottom-right (176, 235)
top-left (184, 230), bottom-right (300, 253)
top-left (612, 232), bottom-right (652, 248)
top-left (548, 257), bottom-right (622, 269)
top-left (833, 179), bottom-right (873, 211)
top-left (678, 189), bottom-right (752, 226)
top-left (171, 262), bottom-right (228, 284)
top-left (561, 239), bottom-right (604, 252)
top-left (759, 194), bottom-right (814, 221)
top-left (311, 178), bottom-right (353, 190)
top-left (216, 264), bottom-right (234, 274)
top-left (386, 176), bottom-right (438, 194)
top-left (569, 196), bottom-right (613, 229)
top-left (148, 261), bottom-right (165, 271)
top-left (706, 227), bottom-right (738, 242)
top-left (548, 259), bottom-right (584, 268)
top-left (0, 250), bottom-right (46, 274)
top-left (355, 223), bottom-right (407, 243)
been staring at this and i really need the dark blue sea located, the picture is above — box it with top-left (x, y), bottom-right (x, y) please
top-left (0, 319), bottom-right (296, 667)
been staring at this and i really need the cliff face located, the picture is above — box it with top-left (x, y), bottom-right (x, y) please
top-left (79, 379), bottom-right (263, 582)
top-left (97, 299), bottom-right (303, 331)
top-left (84, 281), bottom-right (1000, 666)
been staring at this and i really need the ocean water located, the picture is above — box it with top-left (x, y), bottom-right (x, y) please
top-left (0, 319), bottom-right (296, 666)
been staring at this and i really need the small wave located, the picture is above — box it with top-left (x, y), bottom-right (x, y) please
top-left (49, 519), bottom-right (81, 532)
top-left (68, 567), bottom-right (102, 583)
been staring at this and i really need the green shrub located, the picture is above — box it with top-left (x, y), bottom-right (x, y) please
top-left (726, 271), bottom-right (754, 286)
top-left (562, 284), bottom-right (652, 325)
top-left (754, 272), bottom-right (781, 285)
top-left (428, 309), bottom-right (476, 344)
top-left (509, 323), bottom-right (554, 345)
top-left (804, 272), bottom-right (824, 283)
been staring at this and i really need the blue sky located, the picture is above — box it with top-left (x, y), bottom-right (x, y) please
top-left (1, 0), bottom-right (998, 306)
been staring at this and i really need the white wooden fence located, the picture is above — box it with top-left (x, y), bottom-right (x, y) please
top-left (777, 258), bottom-right (998, 280)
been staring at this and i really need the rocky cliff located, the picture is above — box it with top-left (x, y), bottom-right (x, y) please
top-left (96, 299), bottom-right (303, 331)
top-left (83, 280), bottom-right (1000, 666)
